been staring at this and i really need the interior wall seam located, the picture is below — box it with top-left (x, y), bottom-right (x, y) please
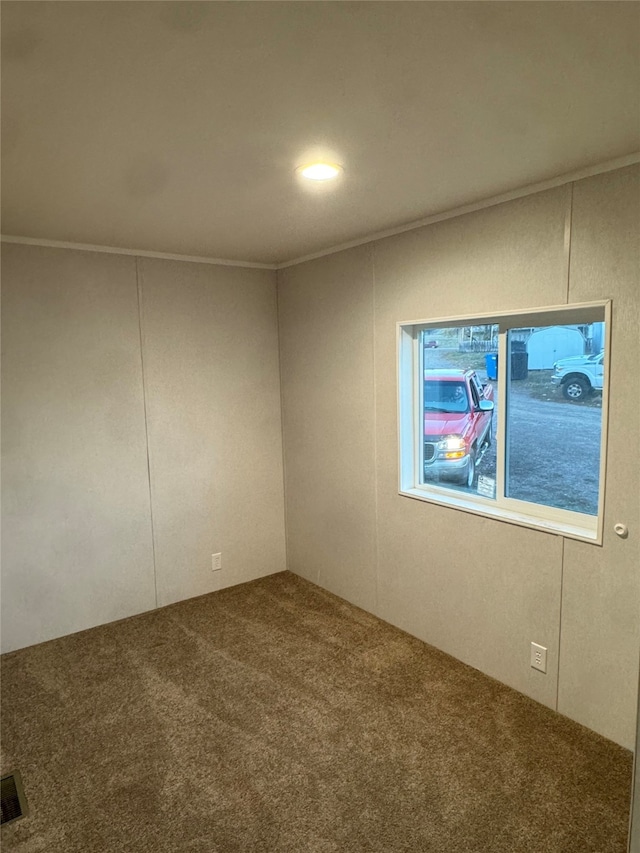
top-left (556, 536), bottom-right (565, 713)
top-left (135, 257), bottom-right (159, 609)
top-left (557, 182), bottom-right (573, 712)
top-left (565, 182), bottom-right (574, 305)
top-left (274, 269), bottom-right (291, 579)
top-left (371, 243), bottom-right (380, 616)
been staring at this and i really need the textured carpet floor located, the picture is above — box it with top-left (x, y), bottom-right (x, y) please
top-left (0, 571), bottom-right (632, 852)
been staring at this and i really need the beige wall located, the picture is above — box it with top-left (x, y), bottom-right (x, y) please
top-left (277, 165), bottom-right (640, 748)
top-left (278, 245), bottom-right (377, 612)
top-left (137, 258), bottom-right (286, 606)
top-left (1, 245), bottom-right (156, 651)
top-left (559, 167), bottom-right (640, 745)
top-left (1, 245), bottom-right (286, 653)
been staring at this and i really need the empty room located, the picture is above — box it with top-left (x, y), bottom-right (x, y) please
top-left (1, 2), bottom-right (639, 851)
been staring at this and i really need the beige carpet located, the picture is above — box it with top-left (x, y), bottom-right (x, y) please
top-left (0, 571), bottom-right (632, 852)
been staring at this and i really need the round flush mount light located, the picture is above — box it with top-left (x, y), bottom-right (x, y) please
top-left (296, 162), bottom-right (343, 181)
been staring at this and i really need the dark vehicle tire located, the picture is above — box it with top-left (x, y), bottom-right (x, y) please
top-left (562, 376), bottom-right (590, 401)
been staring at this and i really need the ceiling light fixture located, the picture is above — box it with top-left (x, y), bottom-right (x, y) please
top-left (296, 162), bottom-right (343, 181)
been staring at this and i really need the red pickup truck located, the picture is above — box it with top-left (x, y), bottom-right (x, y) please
top-left (423, 369), bottom-right (494, 488)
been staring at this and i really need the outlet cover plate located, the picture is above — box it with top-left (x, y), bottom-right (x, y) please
top-left (211, 553), bottom-right (222, 572)
top-left (530, 642), bottom-right (547, 673)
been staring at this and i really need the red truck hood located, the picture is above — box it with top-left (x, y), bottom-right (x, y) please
top-left (424, 411), bottom-right (468, 436)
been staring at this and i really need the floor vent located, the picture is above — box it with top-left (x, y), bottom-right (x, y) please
top-left (1, 771), bottom-right (28, 825)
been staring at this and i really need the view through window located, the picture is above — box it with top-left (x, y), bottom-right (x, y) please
top-left (400, 305), bottom-right (608, 540)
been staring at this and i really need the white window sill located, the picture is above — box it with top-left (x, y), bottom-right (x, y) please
top-left (399, 486), bottom-right (601, 545)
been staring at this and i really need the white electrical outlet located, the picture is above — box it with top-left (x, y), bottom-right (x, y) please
top-left (530, 642), bottom-right (547, 673)
top-left (211, 553), bottom-right (222, 572)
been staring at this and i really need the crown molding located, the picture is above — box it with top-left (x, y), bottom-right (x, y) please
top-left (3, 153), bottom-right (638, 271)
top-left (0, 235), bottom-right (277, 271)
top-left (276, 152), bottom-right (640, 269)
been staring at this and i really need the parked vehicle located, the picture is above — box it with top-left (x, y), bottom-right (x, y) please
top-left (551, 351), bottom-right (604, 401)
top-left (423, 369), bottom-right (494, 487)
top-left (425, 340), bottom-right (438, 348)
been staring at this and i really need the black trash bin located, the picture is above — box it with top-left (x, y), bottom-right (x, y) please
top-left (484, 348), bottom-right (529, 380)
top-left (511, 351), bottom-right (528, 380)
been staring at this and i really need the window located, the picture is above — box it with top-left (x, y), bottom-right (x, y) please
top-left (398, 302), bottom-right (610, 542)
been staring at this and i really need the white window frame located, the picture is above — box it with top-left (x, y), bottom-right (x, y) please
top-left (398, 301), bottom-right (611, 544)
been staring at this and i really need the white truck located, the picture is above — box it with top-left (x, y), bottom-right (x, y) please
top-left (551, 351), bottom-right (604, 401)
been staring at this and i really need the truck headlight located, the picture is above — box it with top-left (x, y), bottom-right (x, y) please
top-left (438, 435), bottom-right (466, 452)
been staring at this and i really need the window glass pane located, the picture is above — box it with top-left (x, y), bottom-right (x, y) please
top-left (421, 325), bottom-right (497, 498)
top-left (505, 324), bottom-right (604, 515)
